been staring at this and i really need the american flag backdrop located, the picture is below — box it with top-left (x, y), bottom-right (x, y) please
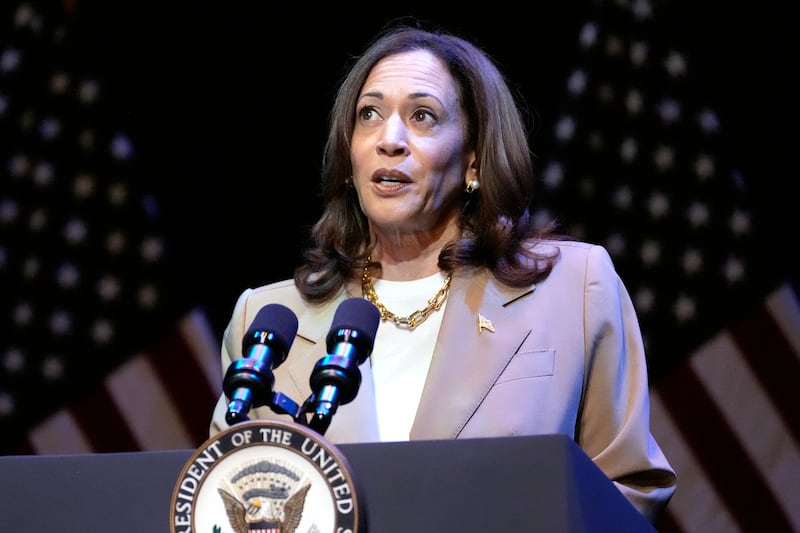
top-left (0, 2), bottom-right (221, 454)
top-left (532, 1), bottom-right (799, 532)
top-left (2, 0), bottom-right (798, 531)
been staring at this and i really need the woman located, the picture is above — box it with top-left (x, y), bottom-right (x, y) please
top-left (210, 22), bottom-right (677, 521)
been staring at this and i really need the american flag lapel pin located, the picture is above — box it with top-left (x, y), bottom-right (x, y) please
top-left (477, 313), bottom-right (495, 334)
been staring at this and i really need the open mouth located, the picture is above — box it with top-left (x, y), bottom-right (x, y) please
top-left (371, 169), bottom-right (411, 185)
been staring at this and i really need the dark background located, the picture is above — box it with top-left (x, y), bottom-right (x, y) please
top-left (70, 2), bottom-right (797, 338)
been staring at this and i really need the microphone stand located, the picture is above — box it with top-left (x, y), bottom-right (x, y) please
top-left (257, 390), bottom-right (338, 436)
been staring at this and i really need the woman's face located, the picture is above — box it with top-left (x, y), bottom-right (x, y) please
top-left (350, 49), bottom-right (477, 238)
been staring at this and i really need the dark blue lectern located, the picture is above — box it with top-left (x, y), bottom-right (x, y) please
top-left (0, 434), bottom-right (655, 532)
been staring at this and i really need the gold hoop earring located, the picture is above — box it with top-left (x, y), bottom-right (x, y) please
top-left (465, 179), bottom-right (480, 194)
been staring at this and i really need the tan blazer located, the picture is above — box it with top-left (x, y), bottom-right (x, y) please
top-left (210, 240), bottom-right (677, 521)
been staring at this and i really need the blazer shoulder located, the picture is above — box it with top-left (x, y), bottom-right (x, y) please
top-left (249, 278), bottom-right (300, 296)
top-left (543, 238), bottom-right (611, 258)
top-left (534, 239), bottom-right (618, 279)
top-left (539, 238), bottom-right (599, 254)
top-left (233, 279), bottom-right (306, 316)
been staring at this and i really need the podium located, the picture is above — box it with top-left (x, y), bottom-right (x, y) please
top-left (0, 434), bottom-right (655, 532)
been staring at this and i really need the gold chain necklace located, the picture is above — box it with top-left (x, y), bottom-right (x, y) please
top-left (361, 258), bottom-right (452, 329)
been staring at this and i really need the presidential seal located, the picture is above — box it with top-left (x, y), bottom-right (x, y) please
top-left (170, 419), bottom-right (360, 533)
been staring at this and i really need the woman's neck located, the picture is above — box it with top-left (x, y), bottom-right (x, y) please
top-left (372, 250), bottom-right (442, 281)
top-left (370, 224), bottom-right (459, 281)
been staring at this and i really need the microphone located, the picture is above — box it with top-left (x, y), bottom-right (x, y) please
top-left (223, 303), bottom-right (299, 426)
top-left (307, 297), bottom-right (381, 435)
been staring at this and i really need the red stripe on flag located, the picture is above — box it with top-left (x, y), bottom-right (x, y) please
top-left (71, 383), bottom-right (140, 453)
top-left (2, 437), bottom-right (35, 456)
top-left (729, 299), bottom-right (800, 443)
top-left (144, 323), bottom-right (218, 448)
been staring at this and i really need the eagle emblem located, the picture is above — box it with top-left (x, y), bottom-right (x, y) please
top-left (217, 459), bottom-right (311, 533)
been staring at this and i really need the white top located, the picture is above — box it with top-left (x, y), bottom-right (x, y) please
top-left (369, 272), bottom-right (449, 442)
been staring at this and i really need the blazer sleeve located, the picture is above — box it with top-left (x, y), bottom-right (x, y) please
top-left (578, 245), bottom-right (677, 522)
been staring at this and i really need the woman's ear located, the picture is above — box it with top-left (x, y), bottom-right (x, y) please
top-left (465, 156), bottom-right (480, 193)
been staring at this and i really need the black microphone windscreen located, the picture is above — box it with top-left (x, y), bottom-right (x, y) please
top-left (326, 297), bottom-right (381, 349)
top-left (245, 304), bottom-right (299, 350)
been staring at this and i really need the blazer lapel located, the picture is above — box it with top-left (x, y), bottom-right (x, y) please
top-left (411, 272), bottom-right (535, 440)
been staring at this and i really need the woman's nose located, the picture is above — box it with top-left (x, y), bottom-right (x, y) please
top-left (376, 115), bottom-right (409, 157)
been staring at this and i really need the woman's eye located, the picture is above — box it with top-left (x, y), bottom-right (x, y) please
top-left (358, 106), bottom-right (379, 121)
top-left (412, 109), bottom-right (435, 123)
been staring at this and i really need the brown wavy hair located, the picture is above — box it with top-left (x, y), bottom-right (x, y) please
top-left (295, 21), bottom-right (560, 303)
